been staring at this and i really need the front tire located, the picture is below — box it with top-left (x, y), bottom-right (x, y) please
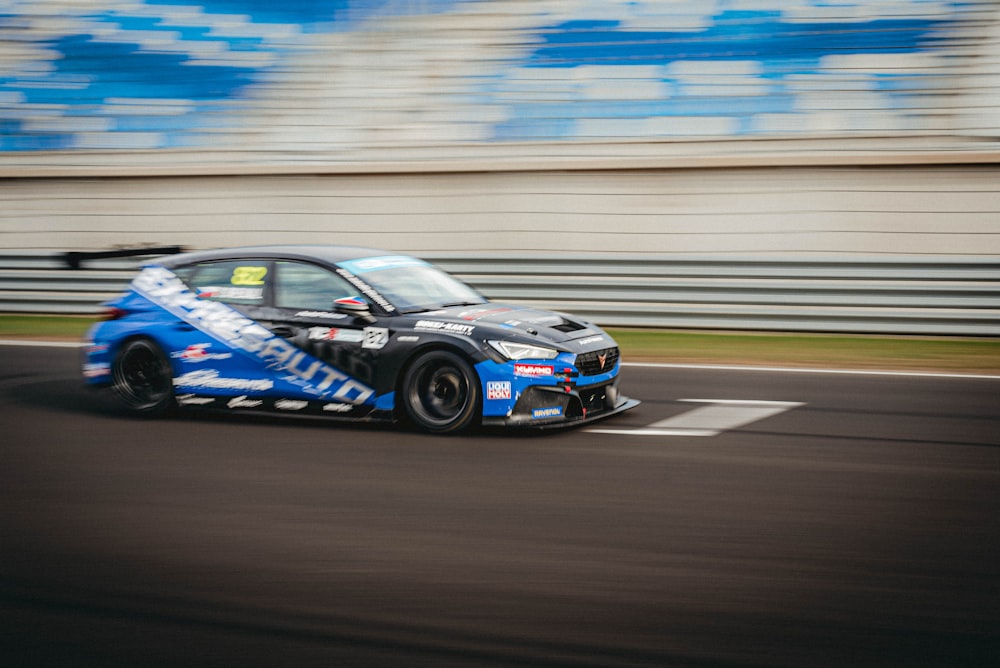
top-left (402, 350), bottom-right (480, 434)
top-left (112, 338), bottom-right (176, 417)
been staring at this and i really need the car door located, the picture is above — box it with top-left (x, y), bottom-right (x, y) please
top-left (267, 260), bottom-right (389, 392)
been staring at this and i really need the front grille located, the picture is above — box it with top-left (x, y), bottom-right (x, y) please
top-left (576, 347), bottom-right (619, 376)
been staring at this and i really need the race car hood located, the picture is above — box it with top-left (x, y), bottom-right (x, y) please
top-left (409, 304), bottom-right (613, 350)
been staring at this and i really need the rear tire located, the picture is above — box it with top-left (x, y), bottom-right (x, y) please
top-left (112, 338), bottom-right (176, 417)
top-left (402, 350), bottom-right (480, 434)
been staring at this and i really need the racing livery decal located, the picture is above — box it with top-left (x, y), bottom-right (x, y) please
top-left (334, 267), bottom-right (395, 313)
top-left (171, 343), bottom-right (233, 363)
top-left (197, 286), bottom-right (263, 300)
top-left (515, 363), bottom-right (554, 378)
top-left (228, 395), bottom-right (263, 409)
top-left (174, 369), bottom-right (273, 392)
top-left (362, 327), bottom-right (390, 350)
top-left (486, 381), bottom-right (512, 400)
top-left (414, 320), bottom-right (474, 336)
top-left (83, 362), bottom-right (111, 379)
top-left (132, 266), bottom-right (376, 404)
top-left (308, 327), bottom-right (364, 343)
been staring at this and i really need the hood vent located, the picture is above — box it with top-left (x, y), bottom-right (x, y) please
top-left (550, 318), bottom-right (588, 333)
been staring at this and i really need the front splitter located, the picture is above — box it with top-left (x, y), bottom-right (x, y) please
top-left (481, 396), bottom-right (640, 430)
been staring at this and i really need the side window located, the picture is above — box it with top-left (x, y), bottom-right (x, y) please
top-left (188, 260), bottom-right (268, 306)
top-left (172, 265), bottom-right (195, 283)
top-left (274, 261), bottom-right (358, 311)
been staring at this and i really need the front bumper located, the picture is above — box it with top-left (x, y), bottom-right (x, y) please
top-left (481, 379), bottom-right (640, 429)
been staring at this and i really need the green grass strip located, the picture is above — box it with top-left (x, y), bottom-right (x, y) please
top-left (0, 315), bottom-right (97, 340)
top-left (607, 328), bottom-right (1000, 374)
top-left (1, 315), bottom-right (997, 374)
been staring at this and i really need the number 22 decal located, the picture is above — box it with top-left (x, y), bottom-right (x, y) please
top-left (231, 266), bottom-right (267, 286)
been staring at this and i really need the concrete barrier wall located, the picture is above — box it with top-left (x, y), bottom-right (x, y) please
top-left (2, 163), bottom-right (998, 257)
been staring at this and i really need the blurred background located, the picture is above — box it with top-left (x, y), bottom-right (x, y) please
top-left (0, 0), bottom-right (1000, 335)
top-left (1, 0), bottom-right (998, 258)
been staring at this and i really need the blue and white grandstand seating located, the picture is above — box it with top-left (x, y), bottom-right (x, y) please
top-left (0, 0), bottom-right (992, 152)
top-left (490, 1), bottom-right (972, 140)
top-left (0, 0), bottom-right (460, 150)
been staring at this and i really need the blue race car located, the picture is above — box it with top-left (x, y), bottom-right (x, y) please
top-left (83, 246), bottom-right (639, 433)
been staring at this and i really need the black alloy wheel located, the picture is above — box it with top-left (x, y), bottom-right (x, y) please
top-left (112, 338), bottom-right (176, 417)
top-left (402, 350), bottom-right (480, 433)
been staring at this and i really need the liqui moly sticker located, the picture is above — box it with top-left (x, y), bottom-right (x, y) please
top-left (486, 381), bottom-right (511, 400)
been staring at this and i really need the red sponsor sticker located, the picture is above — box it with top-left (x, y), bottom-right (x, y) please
top-left (179, 344), bottom-right (209, 359)
top-left (515, 364), bottom-right (554, 378)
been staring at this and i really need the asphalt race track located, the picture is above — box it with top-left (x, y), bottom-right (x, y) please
top-left (2, 343), bottom-right (998, 667)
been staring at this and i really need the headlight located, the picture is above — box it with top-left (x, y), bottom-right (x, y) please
top-left (487, 340), bottom-right (559, 361)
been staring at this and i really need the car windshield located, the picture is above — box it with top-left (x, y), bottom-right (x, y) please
top-left (339, 256), bottom-right (487, 314)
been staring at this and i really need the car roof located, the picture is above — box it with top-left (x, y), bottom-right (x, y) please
top-left (157, 245), bottom-right (391, 269)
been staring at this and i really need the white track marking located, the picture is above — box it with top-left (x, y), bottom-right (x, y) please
top-left (589, 399), bottom-right (804, 437)
top-left (586, 428), bottom-right (720, 437)
top-left (0, 340), bottom-right (86, 348)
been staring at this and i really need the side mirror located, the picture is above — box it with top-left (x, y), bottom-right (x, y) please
top-left (334, 296), bottom-right (375, 323)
